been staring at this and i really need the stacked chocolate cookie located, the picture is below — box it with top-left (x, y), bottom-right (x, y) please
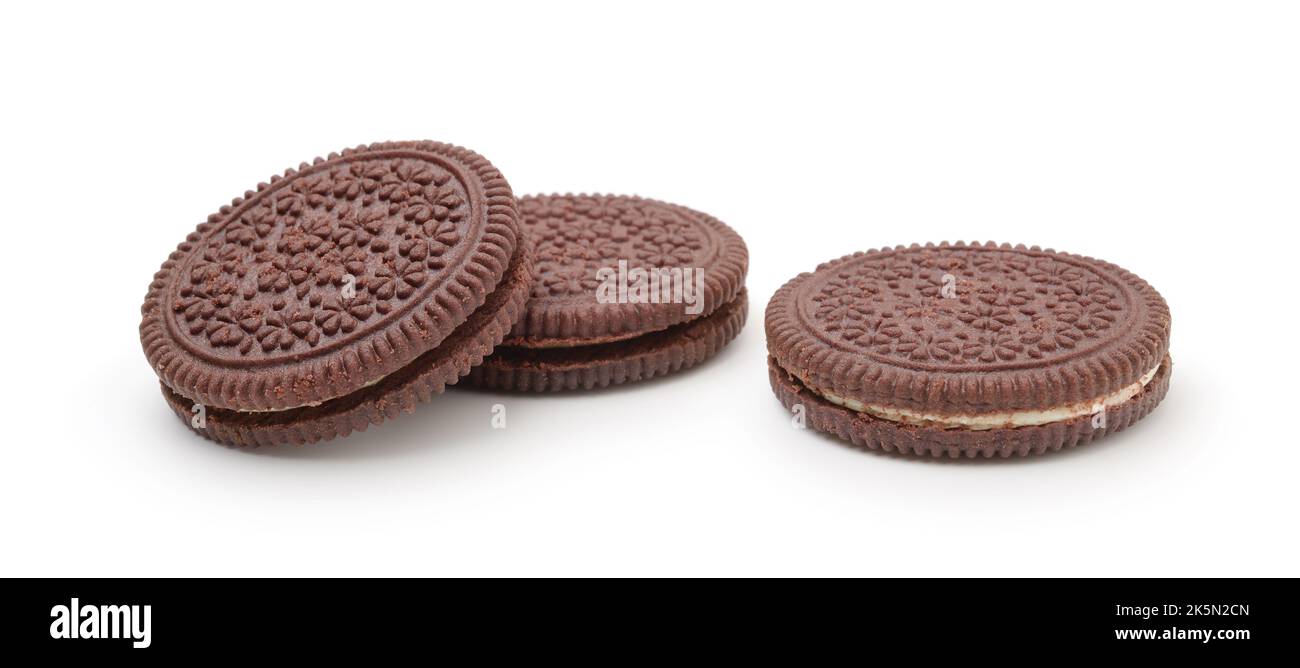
top-left (139, 144), bottom-right (748, 446)
top-left (464, 194), bottom-right (749, 391)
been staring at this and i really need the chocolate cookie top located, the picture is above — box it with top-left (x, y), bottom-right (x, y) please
top-left (140, 141), bottom-right (520, 412)
top-left (765, 242), bottom-right (1170, 413)
top-left (510, 194), bottom-right (748, 346)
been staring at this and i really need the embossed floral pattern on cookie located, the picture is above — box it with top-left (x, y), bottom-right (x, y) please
top-left (803, 246), bottom-right (1131, 368)
top-left (519, 194), bottom-right (710, 302)
top-left (169, 157), bottom-right (471, 358)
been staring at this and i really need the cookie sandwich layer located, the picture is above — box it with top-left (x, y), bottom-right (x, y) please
top-left (463, 194), bottom-right (749, 392)
top-left (140, 141), bottom-right (530, 446)
top-left (765, 242), bottom-right (1172, 457)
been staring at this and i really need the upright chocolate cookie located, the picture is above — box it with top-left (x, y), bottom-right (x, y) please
top-left (140, 141), bottom-right (531, 446)
top-left (464, 194), bottom-right (749, 391)
top-left (766, 242), bottom-right (1172, 458)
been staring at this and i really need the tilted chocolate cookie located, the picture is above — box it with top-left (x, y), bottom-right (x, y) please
top-left (140, 141), bottom-right (531, 446)
top-left (463, 194), bottom-right (749, 391)
top-left (766, 242), bottom-right (1171, 458)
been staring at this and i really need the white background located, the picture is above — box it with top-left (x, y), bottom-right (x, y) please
top-left (2, 1), bottom-right (1297, 577)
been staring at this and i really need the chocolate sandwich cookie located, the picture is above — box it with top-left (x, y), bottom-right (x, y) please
top-left (766, 242), bottom-right (1171, 458)
top-left (464, 194), bottom-right (748, 391)
top-left (140, 141), bottom-right (531, 446)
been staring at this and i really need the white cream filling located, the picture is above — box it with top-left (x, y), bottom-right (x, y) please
top-left (814, 364), bottom-right (1161, 430)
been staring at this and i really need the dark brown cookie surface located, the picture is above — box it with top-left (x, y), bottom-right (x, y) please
top-left (467, 289), bottom-right (748, 392)
top-left (140, 141), bottom-right (521, 412)
top-left (161, 241), bottom-right (533, 447)
top-left (766, 242), bottom-right (1170, 413)
top-left (510, 194), bottom-right (748, 346)
top-left (461, 194), bottom-right (749, 392)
